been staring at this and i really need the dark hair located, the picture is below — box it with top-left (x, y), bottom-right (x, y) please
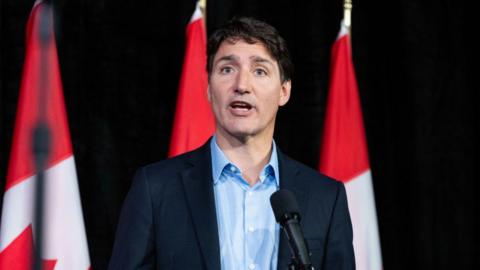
top-left (207, 17), bottom-right (293, 83)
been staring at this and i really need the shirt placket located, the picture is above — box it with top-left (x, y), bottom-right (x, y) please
top-left (244, 186), bottom-right (258, 270)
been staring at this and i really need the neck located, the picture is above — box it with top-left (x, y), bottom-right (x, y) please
top-left (215, 131), bottom-right (273, 186)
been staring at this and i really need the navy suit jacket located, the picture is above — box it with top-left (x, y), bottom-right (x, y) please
top-left (108, 140), bottom-right (355, 270)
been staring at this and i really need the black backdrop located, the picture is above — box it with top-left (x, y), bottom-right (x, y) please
top-left (1, 0), bottom-right (477, 269)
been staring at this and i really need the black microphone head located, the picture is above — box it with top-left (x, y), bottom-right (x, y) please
top-left (270, 189), bottom-right (300, 223)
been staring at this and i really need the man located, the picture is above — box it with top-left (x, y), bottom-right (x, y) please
top-left (109, 17), bottom-right (355, 270)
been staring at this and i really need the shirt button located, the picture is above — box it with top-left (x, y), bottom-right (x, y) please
top-left (248, 226), bottom-right (254, 232)
top-left (249, 263), bottom-right (255, 269)
top-left (247, 191), bottom-right (253, 196)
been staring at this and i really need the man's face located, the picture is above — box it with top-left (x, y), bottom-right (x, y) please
top-left (208, 39), bottom-right (291, 140)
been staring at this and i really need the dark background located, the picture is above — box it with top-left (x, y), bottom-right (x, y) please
top-left (1, 0), bottom-right (477, 269)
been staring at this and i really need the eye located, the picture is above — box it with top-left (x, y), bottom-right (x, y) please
top-left (220, 66), bottom-right (234, 74)
top-left (254, 68), bottom-right (267, 76)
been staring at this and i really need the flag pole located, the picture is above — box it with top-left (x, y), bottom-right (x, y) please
top-left (343, 0), bottom-right (353, 55)
top-left (343, 0), bottom-right (352, 29)
top-left (200, 0), bottom-right (207, 25)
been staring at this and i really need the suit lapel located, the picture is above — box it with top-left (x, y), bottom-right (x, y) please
top-left (181, 142), bottom-right (221, 270)
top-left (276, 150), bottom-right (311, 270)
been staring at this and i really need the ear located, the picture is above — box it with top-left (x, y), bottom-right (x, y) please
top-left (278, 80), bottom-right (291, 106)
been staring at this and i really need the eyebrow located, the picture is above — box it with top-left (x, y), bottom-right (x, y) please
top-left (214, 55), bottom-right (275, 69)
top-left (250, 56), bottom-right (274, 67)
top-left (213, 55), bottom-right (238, 67)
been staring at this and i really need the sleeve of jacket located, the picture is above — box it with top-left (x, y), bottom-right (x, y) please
top-left (323, 182), bottom-right (355, 270)
top-left (108, 168), bottom-right (156, 270)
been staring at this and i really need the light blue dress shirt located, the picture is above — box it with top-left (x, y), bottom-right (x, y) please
top-left (211, 137), bottom-right (280, 270)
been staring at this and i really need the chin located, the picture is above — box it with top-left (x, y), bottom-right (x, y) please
top-left (223, 126), bottom-right (258, 140)
top-left (229, 129), bottom-right (254, 139)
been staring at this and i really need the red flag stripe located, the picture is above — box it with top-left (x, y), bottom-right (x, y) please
top-left (169, 2), bottom-right (214, 156)
top-left (319, 33), bottom-right (369, 182)
top-left (5, 2), bottom-right (72, 191)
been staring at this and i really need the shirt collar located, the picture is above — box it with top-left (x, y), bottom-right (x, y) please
top-left (210, 136), bottom-right (280, 186)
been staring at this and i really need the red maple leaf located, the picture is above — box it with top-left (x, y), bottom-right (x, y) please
top-left (0, 225), bottom-right (57, 270)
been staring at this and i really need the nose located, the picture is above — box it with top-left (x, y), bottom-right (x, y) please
top-left (234, 69), bottom-right (251, 95)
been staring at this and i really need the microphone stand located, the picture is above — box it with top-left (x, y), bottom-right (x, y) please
top-left (32, 2), bottom-right (53, 270)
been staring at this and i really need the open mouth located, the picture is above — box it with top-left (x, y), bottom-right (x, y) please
top-left (229, 101), bottom-right (253, 110)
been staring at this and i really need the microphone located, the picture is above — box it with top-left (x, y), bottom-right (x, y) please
top-left (270, 189), bottom-right (314, 270)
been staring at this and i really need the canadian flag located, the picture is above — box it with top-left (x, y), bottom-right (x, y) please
top-left (319, 22), bottom-right (383, 270)
top-left (168, 0), bottom-right (215, 157)
top-left (0, 1), bottom-right (91, 270)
